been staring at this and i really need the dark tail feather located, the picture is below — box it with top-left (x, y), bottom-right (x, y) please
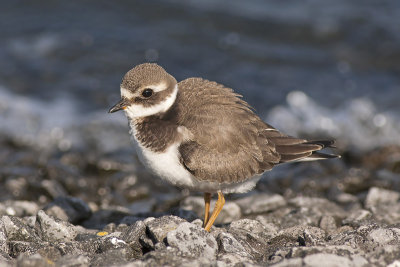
top-left (272, 138), bottom-right (340, 163)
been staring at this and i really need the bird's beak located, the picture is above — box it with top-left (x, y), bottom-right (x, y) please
top-left (108, 98), bottom-right (129, 113)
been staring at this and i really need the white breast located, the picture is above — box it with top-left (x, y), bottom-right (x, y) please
top-left (129, 122), bottom-right (261, 194)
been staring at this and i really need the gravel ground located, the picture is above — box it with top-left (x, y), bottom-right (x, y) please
top-left (1, 135), bottom-right (400, 267)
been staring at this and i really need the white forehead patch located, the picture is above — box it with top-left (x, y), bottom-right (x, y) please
top-left (124, 85), bottom-right (178, 118)
top-left (121, 88), bottom-right (134, 99)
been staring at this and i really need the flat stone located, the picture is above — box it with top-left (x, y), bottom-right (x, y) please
top-left (235, 193), bottom-right (286, 215)
top-left (35, 210), bottom-right (78, 242)
top-left (43, 196), bottom-right (92, 224)
top-left (365, 187), bottom-right (400, 208)
top-left (167, 222), bottom-right (218, 259)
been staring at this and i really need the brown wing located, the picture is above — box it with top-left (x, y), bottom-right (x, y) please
top-left (176, 78), bottom-right (281, 183)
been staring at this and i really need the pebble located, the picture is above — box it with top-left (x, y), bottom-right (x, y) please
top-left (35, 210), bottom-right (79, 242)
top-left (365, 187), bottom-right (400, 208)
top-left (235, 193), bottom-right (286, 215)
top-left (167, 222), bottom-right (218, 259)
top-left (303, 253), bottom-right (353, 267)
top-left (43, 196), bottom-right (92, 224)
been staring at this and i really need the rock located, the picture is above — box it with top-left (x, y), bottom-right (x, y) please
top-left (1, 216), bottom-right (38, 242)
top-left (35, 210), bottom-right (79, 242)
top-left (0, 201), bottom-right (39, 217)
top-left (216, 232), bottom-right (249, 257)
top-left (43, 196), bottom-right (92, 224)
top-left (288, 197), bottom-right (346, 218)
top-left (137, 246), bottom-right (205, 266)
top-left (342, 209), bottom-right (372, 226)
top-left (228, 221), bottom-right (271, 262)
top-left (81, 208), bottom-right (133, 229)
top-left (319, 215), bottom-right (338, 234)
top-left (303, 253), bottom-right (353, 267)
top-left (0, 219), bottom-right (8, 254)
top-left (120, 220), bottom-right (146, 256)
top-left (270, 258), bottom-right (303, 267)
top-left (167, 222), bottom-right (218, 259)
top-left (90, 248), bottom-right (131, 267)
top-left (217, 253), bottom-right (255, 266)
top-left (181, 196), bottom-right (241, 224)
top-left (55, 254), bottom-right (90, 267)
top-left (146, 216), bottom-right (186, 244)
top-left (278, 226), bottom-right (326, 246)
top-left (368, 228), bottom-right (397, 245)
top-left (8, 241), bottom-right (48, 258)
top-left (16, 253), bottom-right (54, 267)
top-left (235, 193), bottom-right (286, 215)
top-left (230, 219), bottom-right (277, 240)
top-left (365, 187), bottom-right (400, 208)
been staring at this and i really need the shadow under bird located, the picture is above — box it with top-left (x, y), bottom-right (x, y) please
top-left (109, 63), bottom-right (339, 231)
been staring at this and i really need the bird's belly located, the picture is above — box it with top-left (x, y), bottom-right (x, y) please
top-left (132, 138), bottom-right (261, 194)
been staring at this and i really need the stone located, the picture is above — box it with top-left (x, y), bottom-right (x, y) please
top-left (1, 216), bottom-right (38, 242)
top-left (217, 253), bottom-right (255, 266)
top-left (167, 222), bottom-right (218, 259)
top-left (365, 187), bottom-right (400, 208)
top-left (43, 196), bottom-right (92, 224)
top-left (270, 258), bottom-right (303, 267)
top-left (216, 232), bottom-right (249, 257)
top-left (368, 228), bottom-right (397, 245)
top-left (55, 254), bottom-right (90, 267)
top-left (0, 201), bottom-right (39, 217)
top-left (303, 253), bottom-right (353, 267)
top-left (319, 215), bottom-right (338, 234)
top-left (146, 215), bottom-right (186, 244)
top-left (35, 210), bottom-right (78, 242)
top-left (230, 218), bottom-right (277, 240)
top-left (235, 193), bottom-right (286, 215)
top-left (120, 220), bottom-right (146, 256)
top-left (279, 226), bottom-right (326, 246)
top-left (342, 209), bottom-right (372, 226)
top-left (16, 253), bottom-right (54, 267)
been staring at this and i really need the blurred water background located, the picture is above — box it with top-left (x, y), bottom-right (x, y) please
top-left (1, 0), bottom-right (400, 154)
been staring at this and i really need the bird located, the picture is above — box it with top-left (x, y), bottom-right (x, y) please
top-left (109, 63), bottom-right (339, 231)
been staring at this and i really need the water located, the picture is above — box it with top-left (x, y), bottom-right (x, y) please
top-left (1, 0), bottom-right (400, 153)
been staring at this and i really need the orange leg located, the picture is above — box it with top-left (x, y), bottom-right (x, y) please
top-left (204, 191), bottom-right (225, 232)
top-left (203, 193), bottom-right (211, 227)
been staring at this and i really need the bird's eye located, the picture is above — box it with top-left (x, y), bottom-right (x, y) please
top-left (141, 88), bottom-right (153, 98)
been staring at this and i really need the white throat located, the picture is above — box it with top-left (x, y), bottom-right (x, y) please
top-left (124, 85), bottom-right (178, 118)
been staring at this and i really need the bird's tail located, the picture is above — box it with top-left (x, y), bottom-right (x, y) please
top-left (269, 137), bottom-right (340, 163)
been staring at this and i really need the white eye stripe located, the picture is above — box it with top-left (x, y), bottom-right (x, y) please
top-left (120, 82), bottom-right (168, 99)
top-left (124, 85), bottom-right (178, 118)
top-left (146, 82), bottom-right (168, 92)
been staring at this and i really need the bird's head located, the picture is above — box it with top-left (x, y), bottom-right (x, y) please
top-left (109, 63), bottom-right (178, 118)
